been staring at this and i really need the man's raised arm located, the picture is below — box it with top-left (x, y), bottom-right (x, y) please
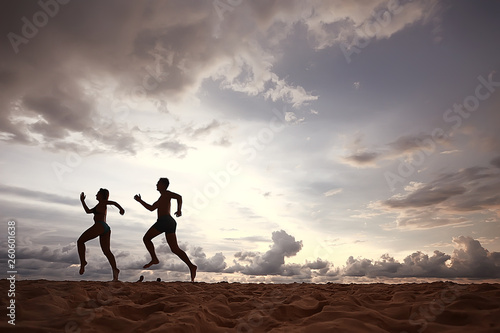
top-left (134, 194), bottom-right (157, 211)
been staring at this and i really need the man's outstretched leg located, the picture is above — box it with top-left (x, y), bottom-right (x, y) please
top-left (143, 226), bottom-right (162, 268)
top-left (166, 233), bottom-right (197, 282)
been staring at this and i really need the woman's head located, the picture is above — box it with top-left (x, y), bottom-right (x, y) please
top-left (97, 188), bottom-right (109, 201)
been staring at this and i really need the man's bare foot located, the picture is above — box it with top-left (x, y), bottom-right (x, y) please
top-left (79, 261), bottom-right (87, 275)
top-left (112, 268), bottom-right (120, 281)
top-left (190, 265), bottom-right (197, 282)
top-left (143, 259), bottom-right (159, 269)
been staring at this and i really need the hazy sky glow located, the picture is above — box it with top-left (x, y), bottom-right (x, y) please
top-left (1, 0), bottom-right (499, 283)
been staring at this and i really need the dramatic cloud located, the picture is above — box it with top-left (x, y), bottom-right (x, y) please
top-left (342, 132), bottom-right (449, 168)
top-left (191, 247), bottom-right (227, 272)
top-left (342, 151), bottom-right (381, 167)
top-left (2, 1), bottom-right (499, 285)
top-left (375, 166), bottom-right (500, 229)
top-left (228, 230), bottom-right (303, 275)
top-left (10, 231), bottom-right (496, 282)
top-left (17, 244), bottom-right (78, 264)
top-left (384, 183), bottom-right (466, 208)
top-left (450, 236), bottom-right (500, 278)
top-left (225, 230), bottom-right (338, 280)
top-left (344, 236), bottom-right (500, 278)
top-left (0, 0), bottom-right (442, 156)
top-left (1, 0), bottom-right (315, 154)
top-left (292, 0), bottom-right (441, 50)
top-left (1, 241), bottom-right (128, 280)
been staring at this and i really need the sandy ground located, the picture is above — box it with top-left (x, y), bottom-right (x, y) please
top-left (1, 279), bottom-right (499, 332)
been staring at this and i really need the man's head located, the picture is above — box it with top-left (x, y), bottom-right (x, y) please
top-left (157, 178), bottom-right (170, 191)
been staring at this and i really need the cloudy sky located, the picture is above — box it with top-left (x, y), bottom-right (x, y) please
top-left (1, 0), bottom-right (499, 283)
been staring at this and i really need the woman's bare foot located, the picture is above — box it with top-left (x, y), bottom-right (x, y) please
top-left (79, 261), bottom-right (87, 275)
top-left (190, 265), bottom-right (197, 282)
top-left (112, 268), bottom-right (120, 281)
top-left (143, 259), bottom-right (159, 269)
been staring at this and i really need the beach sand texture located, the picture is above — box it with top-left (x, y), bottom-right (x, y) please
top-left (1, 280), bottom-right (499, 332)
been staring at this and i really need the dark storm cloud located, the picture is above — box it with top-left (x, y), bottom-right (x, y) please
top-left (383, 167), bottom-right (499, 210)
top-left (343, 151), bottom-right (381, 166)
top-left (376, 166), bottom-right (500, 229)
top-left (1, 1), bottom-right (141, 146)
top-left (384, 184), bottom-right (466, 208)
top-left (0, 242), bottom-right (78, 280)
top-left (0, 0), bottom-right (441, 155)
top-left (0, 0), bottom-right (216, 153)
top-left (342, 132), bottom-right (450, 167)
top-left (17, 244), bottom-right (78, 264)
top-left (23, 86), bottom-right (94, 138)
